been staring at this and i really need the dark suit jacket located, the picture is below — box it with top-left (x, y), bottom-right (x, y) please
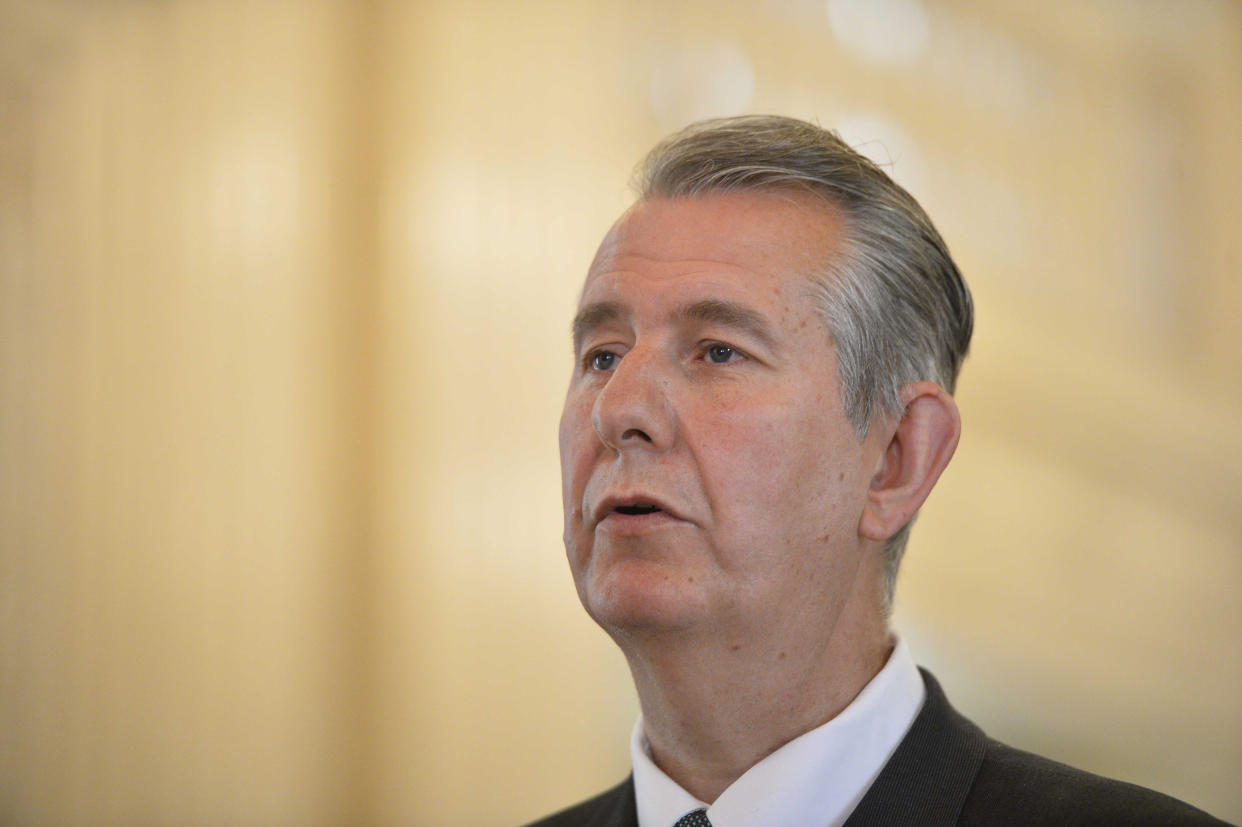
top-left (525, 670), bottom-right (1229, 826)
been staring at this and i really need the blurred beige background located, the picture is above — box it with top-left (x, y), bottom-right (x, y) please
top-left (1, 1), bottom-right (1239, 824)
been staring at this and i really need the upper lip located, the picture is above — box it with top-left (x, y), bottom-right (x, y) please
top-left (592, 494), bottom-right (686, 526)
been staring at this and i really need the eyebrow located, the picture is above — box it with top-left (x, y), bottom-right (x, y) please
top-left (676, 299), bottom-right (776, 350)
top-left (572, 301), bottom-right (626, 354)
top-left (571, 298), bottom-right (776, 353)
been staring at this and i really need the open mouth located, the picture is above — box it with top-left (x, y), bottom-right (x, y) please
top-left (614, 504), bottom-right (662, 516)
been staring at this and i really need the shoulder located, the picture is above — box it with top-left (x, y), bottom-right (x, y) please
top-left (521, 777), bottom-right (637, 827)
top-left (959, 737), bottom-right (1229, 826)
top-left (852, 669), bottom-right (1229, 826)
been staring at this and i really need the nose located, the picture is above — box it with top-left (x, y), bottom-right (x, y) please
top-left (591, 347), bottom-right (676, 453)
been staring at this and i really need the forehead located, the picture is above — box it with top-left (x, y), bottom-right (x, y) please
top-left (582, 190), bottom-right (846, 303)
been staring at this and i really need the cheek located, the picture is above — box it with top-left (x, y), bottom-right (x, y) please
top-left (558, 397), bottom-right (591, 492)
top-left (558, 394), bottom-right (600, 562)
top-left (706, 396), bottom-right (860, 536)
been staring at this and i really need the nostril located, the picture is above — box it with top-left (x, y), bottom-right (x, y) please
top-left (620, 428), bottom-right (653, 442)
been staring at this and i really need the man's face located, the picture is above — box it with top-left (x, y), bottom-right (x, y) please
top-left (559, 191), bottom-right (884, 642)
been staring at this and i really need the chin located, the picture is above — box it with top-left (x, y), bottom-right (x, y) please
top-left (576, 553), bottom-right (708, 635)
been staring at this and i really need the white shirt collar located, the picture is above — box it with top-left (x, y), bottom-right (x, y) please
top-left (630, 638), bottom-right (925, 827)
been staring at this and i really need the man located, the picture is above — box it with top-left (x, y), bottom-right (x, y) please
top-left (529, 116), bottom-right (1226, 827)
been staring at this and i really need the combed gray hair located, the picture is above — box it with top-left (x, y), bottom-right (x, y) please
top-left (633, 115), bottom-right (973, 609)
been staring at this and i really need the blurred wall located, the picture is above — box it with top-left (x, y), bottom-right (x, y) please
top-left (1, 1), bottom-right (376, 824)
top-left (2, 1), bottom-right (1239, 825)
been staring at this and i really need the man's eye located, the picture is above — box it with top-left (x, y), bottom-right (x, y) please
top-left (588, 350), bottom-right (619, 371)
top-left (706, 344), bottom-right (737, 364)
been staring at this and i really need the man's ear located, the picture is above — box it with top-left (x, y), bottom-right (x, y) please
top-left (859, 381), bottom-right (961, 542)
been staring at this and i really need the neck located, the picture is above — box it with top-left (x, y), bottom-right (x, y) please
top-left (616, 577), bottom-right (891, 804)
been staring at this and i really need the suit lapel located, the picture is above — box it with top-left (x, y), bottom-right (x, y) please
top-left (585, 776), bottom-right (639, 827)
top-left (843, 669), bottom-right (987, 827)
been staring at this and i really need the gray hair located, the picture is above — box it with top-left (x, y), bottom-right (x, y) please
top-left (633, 115), bottom-right (973, 608)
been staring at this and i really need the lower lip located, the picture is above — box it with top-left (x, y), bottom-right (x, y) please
top-left (596, 511), bottom-right (689, 536)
